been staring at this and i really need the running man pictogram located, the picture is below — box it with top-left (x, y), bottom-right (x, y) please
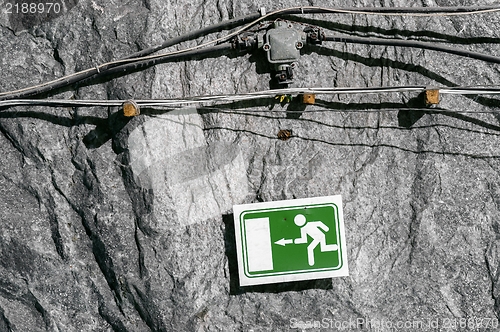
top-left (293, 213), bottom-right (339, 266)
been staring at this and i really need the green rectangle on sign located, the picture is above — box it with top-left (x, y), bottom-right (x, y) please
top-left (233, 195), bottom-right (348, 286)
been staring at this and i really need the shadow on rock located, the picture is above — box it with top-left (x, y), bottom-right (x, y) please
top-left (284, 14), bottom-right (500, 45)
top-left (83, 110), bottom-right (132, 149)
top-left (222, 213), bottom-right (333, 295)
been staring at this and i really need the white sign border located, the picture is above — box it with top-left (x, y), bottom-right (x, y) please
top-left (233, 195), bottom-right (349, 286)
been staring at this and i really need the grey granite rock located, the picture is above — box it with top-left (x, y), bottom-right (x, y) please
top-left (1, 0), bottom-right (500, 331)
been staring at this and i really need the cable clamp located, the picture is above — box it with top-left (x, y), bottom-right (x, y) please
top-left (95, 65), bottom-right (101, 74)
top-left (301, 7), bottom-right (304, 14)
top-left (259, 7), bottom-right (266, 17)
top-left (123, 100), bottom-right (140, 117)
top-left (424, 88), bottom-right (440, 106)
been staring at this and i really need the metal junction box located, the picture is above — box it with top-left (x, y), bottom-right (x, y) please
top-left (264, 22), bottom-right (306, 64)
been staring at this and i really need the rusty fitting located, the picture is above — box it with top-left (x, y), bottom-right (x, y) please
top-left (424, 89), bottom-right (440, 106)
top-left (123, 100), bottom-right (140, 117)
top-left (301, 93), bottom-right (316, 105)
top-left (277, 129), bottom-right (292, 141)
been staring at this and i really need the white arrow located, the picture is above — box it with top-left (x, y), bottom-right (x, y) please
top-left (274, 238), bottom-right (293, 246)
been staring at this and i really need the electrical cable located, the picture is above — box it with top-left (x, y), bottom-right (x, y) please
top-left (99, 5), bottom-right (500, 63)
top-left (0, 15), bottom-right (265, 100)
top-left (2, 85), bottom-right (500, 109)
top-left (273, 6), bottom-right (500, 16)
top-left (440, 87), bottom-right (500, 94)
top-left (127, 5), bottom-right (500, 60)
top-left (323, 35), bottom-right (500, 64)
top-left (0, 44), bottom-right (234, 101)
top-left (123, 13), bottom-right (262, 60)
top-left (2, 5), bottom-right (500, 101)
top-left (77, 44), bottom-right (235, 87)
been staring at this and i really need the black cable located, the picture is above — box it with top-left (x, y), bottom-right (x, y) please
top-left (0, 12), bottom-right (263, 100)
top-left (125, 5), bottom-right (500, 60)
top-left (124, 13), bottom-right (261, 59)
top-left (0, 14), bottom-right (260, 100)
top-left (0, 68), bottom-right (96, 101)
top-left (0, 18), bottom-right (256, 100)
top-left (1, 44), bottom-right (235, 100)
top-left (81, 44), bottom-right (235, 82)
top-left (324, 35), bottom-right (500, 64)
top-left (276, 5), bottom-right (500, 15)
top-left (3, 5), bottom-right (500, 101)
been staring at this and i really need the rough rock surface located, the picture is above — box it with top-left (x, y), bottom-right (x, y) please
top-left (1, 0), bottom-right (500, 331)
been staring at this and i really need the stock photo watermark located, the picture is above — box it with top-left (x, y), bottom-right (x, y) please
top-left (288, 316), bottom-right (499, 330)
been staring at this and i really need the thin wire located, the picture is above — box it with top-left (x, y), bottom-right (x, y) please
top-left (0, 86), bottom-right (424, 107)
top-left (199, 106), bottom-right (500, 114)
top-left (2, 5), bottom-right (500, 99)
top-left (2, 85), bottom-right (500, 110)
top-left (440, 87), bottom-right (500, 94)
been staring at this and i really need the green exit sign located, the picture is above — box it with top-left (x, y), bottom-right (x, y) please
top-left (233, 195), bottom-right (348, 286)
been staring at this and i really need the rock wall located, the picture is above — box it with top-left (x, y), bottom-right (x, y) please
top-left (1, 0), bottom-right (500, 331)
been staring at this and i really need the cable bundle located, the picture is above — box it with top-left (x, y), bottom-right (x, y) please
top-left (1, 5), bottom-right (500, 104)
